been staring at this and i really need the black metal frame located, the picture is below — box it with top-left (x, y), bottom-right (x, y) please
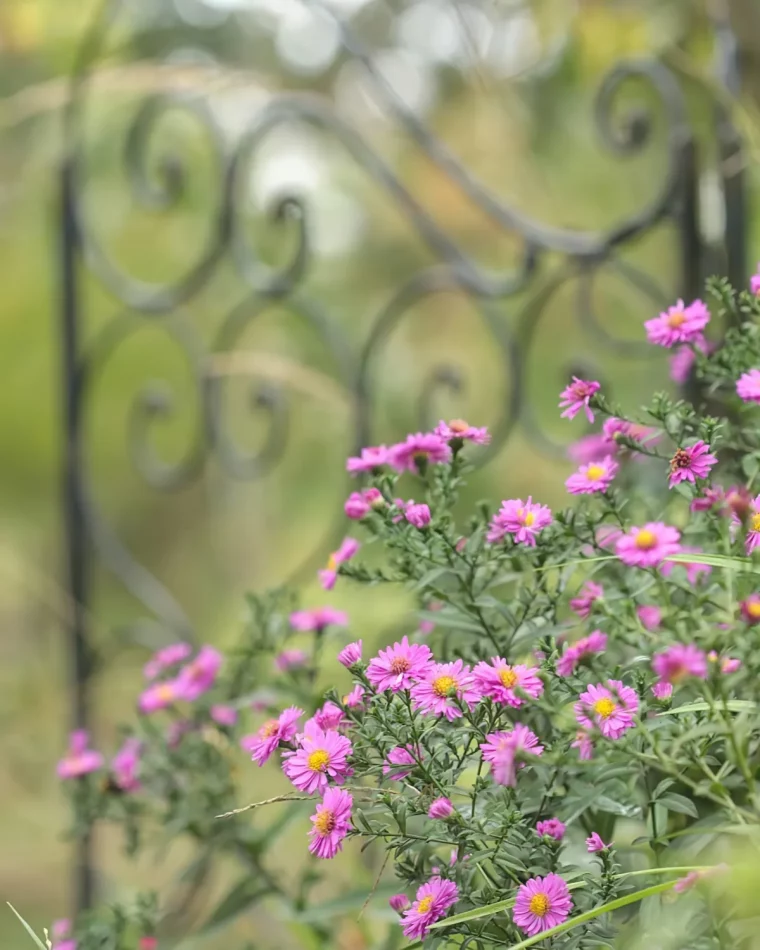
top-left (58, 0), bottom-right (748, 910)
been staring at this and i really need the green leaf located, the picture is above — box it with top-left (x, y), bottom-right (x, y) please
top-left (200, 876), bottom-right (273, 933)
top-left (289, 886), bottom-right (400, 923)
top-left (417, 610), bottom-right (484, 634)
top-left (657, 700), bottom-right (756, 716)
top-left (663, 552), bottom-right (760, 574)
top-left (659, 793), bottom-right (699, 818)
top-left (412, 567), bottom-right (453, 592)
top-left (7, 903), bottom-right (47, 950)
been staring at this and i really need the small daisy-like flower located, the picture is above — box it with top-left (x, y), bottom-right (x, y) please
top-left (342, 684), bottom-right (366, 708)
top-left (382, 745), bottom-right (418, 780)
top-left (487, 497), bottom-right (552, 546)
top-left (308, 787), bottom-right (353, 859)
top-left (138, 678), bottom-right (181, 714)
top-left (637, 605), bottom-right (662, 631)
top-left (743, 495), bottom-right (760, 553)
top-left (559, 377), bottom-right (600, 423)
top-left (389, 433), bottom-right (452, 473)
top-left (572, 730), bottom-right (594, 760)
top-left (405, 503), bottom-right (431, 528)
top-left (652, 644), bottom-right (708, 685)
top-left (428, 797), bottom-right (454, 819)
top-left (400, 877), bottom-right (459, 940)
top-left (557, 630), bottom-right (607, 677)
top-left (241, 706), bottom-right (304, 766)
top-left (337, 640), bottom-right (362, 667)
top-left (586, 832), bottom-right (611, 852)
top-left (210, 705), bottom-right (237, 727)
top-left (575, 680), bottom-right (638, 740)
top-left (346, 445), bottom-right (389, 474)
top-left (708, 651), bottom-right (741, 674)
top-left (411, 659), bottom-right (481, 721)
top-left (645, 298), bottom-right (710, 348)
top-left (569, 581), bottom-right (603, 619)
top-left (565, 456), bottom-right (619, 494)
top-left (741, 595), bottom-right (760, 624)
top-left (143, 642), bottom-right (193, 680)
top-left (290, 607), bottom-right (349, 633)
top-left (57, 730), bottom-right (104, 780)
top-left (602, 417), bottom-right (659, 454)
top-left (309, 701), bottom-right (348, 732)
top-left (691, 486), bottom-right (726, 513)
top-left (275, 648), bottom-right (308, 672)
top-left (472, 657), bottom-right (543, 706)
top-left (616, 522), bottom-right (681, 568)
top-left (389, 894), bottom-right (411, 913)
top-left (567, 433), bottom-right (609, 465)
top-left (366, 636), bottom-right (433, 692)
top-left (111, 738), bottom-right (141, 792)
top-left (652, 681), bottom-right (673, 700)
top-left (175, 646), bottom-right (223, 703)
top-left (282, 723), bottom-right (353, 795)
top-left (737, 369), bottom-right (760, 404)
top-left (318, 537), bottom-right (360, 591)
top-left (434, 419), bottom-right (491, 446)
top-left (513, 873), bottom-right (573, 937)
top-left (668, 441), bottom-right (718, 489)
top-left (536, 818), bottom-right (566, 841)
top-left (481, 724), bottom-right (544, 786)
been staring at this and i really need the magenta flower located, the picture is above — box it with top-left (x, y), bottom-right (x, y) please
top-left (401, 877), bottom-right (459, 940)
top-left (557, 630), bottom-right (607, 677)
top-left (57, 730), bottom-right (103, 780)
top-left (559, 377), bottom-right (601, 423)
top-left (366, 636), bottom-right (432, 692)
top-left (652, 644), bottom-right (708, 685)
top-left (346, 445), bottom-right (389, 474)
top-left (740, 595), bottom-right (760, 624)
top-left (337, 640), bottom-right (362, 667)
top-left (241, 706), bottom-right (303, 766)
top-left (670, 336), bottom-right (710, 384)
top-left (565, 455), bottom-right (619, 494)
top-left (210, 705), bottom-right (238, 727)
top-left (637, 605), bottom-right (662, 631)
top-left (389, 894), bottom-right (411, 913)
top-left (111, 738), bottom-right (141, 792)
top-left (472, 657), bottom-right (543, 707)
top-left (388, 432), bottom-right (452, 473)
top-left (660, 546), bottom-right (712, 585)
top-left (487, 497), bottom-right (552, 546)
top-left (428, 797), bottom-right (454, 819)
top-left (310, 701), bottom-right (347, 732)
top-left (745, 495), bottom-right (760, 552)
top-left (138, 678), bottom-right (181, 714)
top-left (570, 581), bottom-right (603, 619)
top-left (282, 723), bottom-right (353, 795)
top-left (308, 787), bottom-right (353, 859)
top-left (290, 606), bottom-right (348, 633)
top-left (691, 486), bottom-right (726, 513)
top-left (536, 818), bottom-right (566, 841)
top-left (513, 873), bottom-right (573, 937)
top-left (434, 419), bottom-right (491, 445)
top-left (616, 522), bottom-right (681, 568)
top-left (344, 492), bottom-right (371, 520)
top-left (411, 659), bottom-right (481, 721)
top-left (602, 417), bottom-right (659, 453)
top-left (575, 680), bottom-right (638, 739)
top-left (319, 537), bottom-right (360, 591)
top-left (481, 724), bottom-right (544, 787)
top-left (143, 642), bottom-right (193, 680)
top-left (737, 369), bottom-right (760, 403)
top-left (709, 650), bottom-right (741, 674)
top-left (274, 648), bottom-right (308, 672)
top-left (669, 441), bottom-right (718, 488)
top-left (175, 646), bottom-right (223, 702)
top-left (586, 831), bottom-right (611, 852)
top-left (405, 503), bottom-right (431, 528)
top-left (383, 745), bottom-right (418, 780)
top-left (645, 298), bottom-right (710, 347)
top-left (342, 684), bottom-right (366, 708)
top-left (52, 921), bottom-right (72, 942)
top-left (652, 681), bottom-right (673, 700)
top-left (596, 524), bottom-right (623, 550)
top-left (567, 433), bottom-right (609, 465)
top-left (572, 730), bottom-right (594, 760)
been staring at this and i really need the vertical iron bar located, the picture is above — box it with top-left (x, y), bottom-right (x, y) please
top-left (678, 137), bottom-right (702, 301)
top-left (59, 157), bottom-right (94, 912)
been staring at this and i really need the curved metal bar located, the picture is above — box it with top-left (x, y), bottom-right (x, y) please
top-left (575, 265), bottom-right (661, 359)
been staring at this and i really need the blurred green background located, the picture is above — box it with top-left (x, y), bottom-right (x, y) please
top-left (2, 0), bottom-right (760, 945)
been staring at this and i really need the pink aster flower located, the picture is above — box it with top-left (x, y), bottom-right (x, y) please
top-left (175, 646), bottom-right (223, 702)
top-left (570, 581), bottom-right (603, 619)
top-left (143, 642), bottom-right (193, 680)
top-left (53, 920), bottom-right (72, 942)
top-left (565, 455), bottom-right (619, 494)
top-left (389, 894), bottom-right (411, 913)
top-left (346, 445), bottom-right (389, 474)
top-left (536, 818), bottom-right (566, 841)
top-left (513, 873), bottom-right (573, 937)
top-left (708, 651), bottom-right (741, 674)
top-left (342, 684), bottom-right (366, 708)
top-left (210, 705), bottom-right (238, 727)
top-left (616, 522), bottom-right (681, 568)
top-left (139, 939), bottom-right (158, 950)
top-left (308, 787), bottom-right (352, 859)
top-left (428, 797), bottom-right (454, 819)
top-left (275, 648), bottom-right (308, 672)
top-left (691, 485), bottom-right (726, 513)
top-left (344, 492), bottom-right (371, 520)
top-left (241, 706), bottom-right (303, 766)
top-left (481, 724), bottom-right (544, 786)
top-left (383, 744), bottom-right (419, 780)
top-left (559, 377), bottom-right (601, 423)
top-left (388, 433), bottom-right (452, 473)
top-left (737, 369), bottom-right (760, 404)
top-left (411, 659), bottom-right (481, 721)
top-left (557, 630), bottom-right (608, 677)
top-left (405, 502), bottom-right (431, 528)
top-left (668, 441), bottom-right (718, 488)
top-left (572, 730), bottom-right (594, 760)
top-left (567, 433), bottom-right (609, 465)
top-left (743, 495), bottom-right (760, 552)
top-left (670, 336), bottom-right (711, 384)
top-left (310, 700), bottom-right (348, 732)
top-left (434, 419), bottom-right (491, 445)
top-left (290, 607), bottom-right (348, 633)
top-left (138, 678), bottom-right (181, 714)
top-left (57, 730), bottom-right (103, 780)
top-left (575, 680), bottom-right (638, 739)
top-left (652, 681), bottom-right (673, 700)
top-left (366, 636), bottom-right (432, 692)
top-left (282, 723), bottom-right (353, 795)
top-left (472, 657), bottom-right (543, 707)
top-left (601, 417), bottom-right (659, 454)
top-left (401, 877), bottom-right (459, 940)
top-left (586, 832), bottom-right (611, 852)
top-left (111, 737), bottom-right (141, 792)
top-left (318, 537), bottom-right (360, 591)
top-left (53, 939), bottom-right (77, 950)
top-left (637, 605), bottom-right (662, 631)
top-left (652, 644), bottom-right (708, 685)
top-left (487, 497), bottom-right (552, 546)
top-left (660, 546), bottom-right (712, 585)
top-left (338, 640), bottom-right (362, 667)
top-left (741, 595), bottom-right (760, 624)
top-left (645, 298), bottom-right (710, 347)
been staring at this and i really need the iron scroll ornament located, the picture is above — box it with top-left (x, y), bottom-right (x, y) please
top-left (59, 0), bottom-right (744, 911)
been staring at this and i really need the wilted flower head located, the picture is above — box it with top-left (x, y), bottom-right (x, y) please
top-left (400, 877), bottom-right (459, 940)
top-left (319, 537), bottom-right (360, 591)
top-left (57, 730), bottom-right (103, 780)
top-left (668, 441), bottom-right (718, 488)
top-left (513, 874), bottom-right (573, 936)
top-left (389, 433), bottom-right (452, 473)
top-left (559, 377), bottom-right (601, 423)
top-left (645, 298), bottom-right (710, 347)
top-left (290, 607), bottom-right (348, 633)
top-left (487, 497), bottom-right (552, 546)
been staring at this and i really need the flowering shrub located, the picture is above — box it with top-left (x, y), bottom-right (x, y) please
top-left (38, 274), bottom-right (760, 949)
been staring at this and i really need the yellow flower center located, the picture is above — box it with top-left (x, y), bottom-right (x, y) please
top-left (634, 529), bottom-right (657, 550)
top-left (157, 683), bottom-right (175, 703)
top-left (593, 698), bottom-right (617, 719)
top-left (747, 601), bottom-right (760, 619)
top-left (326, 553), bottom-right (338, 571)
top-left (307, 749), bottom-right (330, 772)
top-left (417, 896), bottom-right (434, 914)
top-left (432, 675), bottom-right (457, 697)
top-left (390, 657), bottom-right (411, 675)
top-left (499, 668), bottom-right (518, 688)
top-left (260, 719), bottom-right (279, 738)
top-left (528, 893), bottom-right (550, 917)
top-left (524, 512), bottom-right (535, 527)
top-left (449, 419), bottom-right (469, 434)
top-left (314, 809), bottom-right (335, 835)
top-left (586, 464), bottom-right (605, 481)
top-left (667, 310), bottom-right (686, 328)
top-left (752, 513), bottom-right (760, 532)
